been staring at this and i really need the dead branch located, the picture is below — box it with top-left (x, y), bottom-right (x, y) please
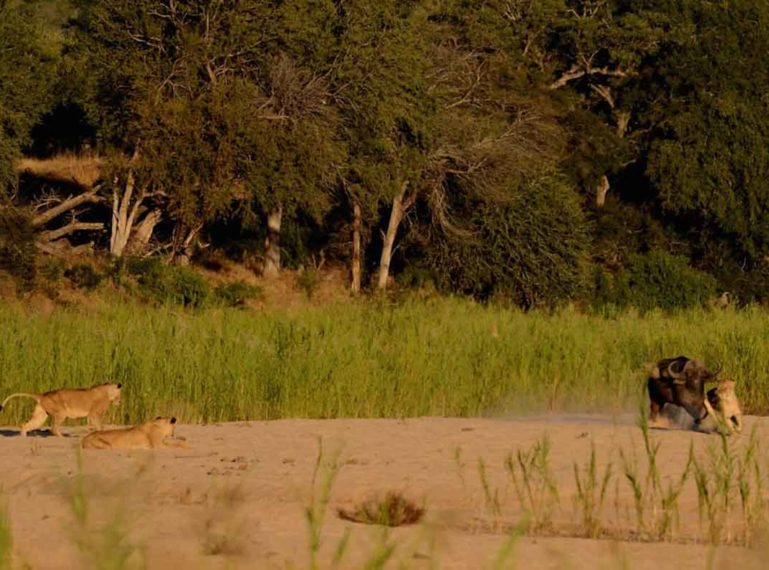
top-left (549, 65), bottom-right (629, 90)
top-left (590, 84), bottom-right (615, 108)
top-left (31, 190), bottom-right (103, 229)
top-left (445, 58), bottom-right (486, 110)
top-left (41, 222), bottom-right (105, 242)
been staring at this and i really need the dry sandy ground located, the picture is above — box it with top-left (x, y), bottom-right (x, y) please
top-left (1, 414), bottom-right (768, 570)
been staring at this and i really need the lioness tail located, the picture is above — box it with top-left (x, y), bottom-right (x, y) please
top-left (0, 393), bottom-right (41, 412)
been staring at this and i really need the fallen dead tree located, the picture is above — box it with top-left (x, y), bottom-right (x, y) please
top-left (16, 154), bottom-right (164, 257)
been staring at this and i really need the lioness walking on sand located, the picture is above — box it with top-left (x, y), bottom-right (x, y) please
top-left (0, 383), bottom-right (122, 436)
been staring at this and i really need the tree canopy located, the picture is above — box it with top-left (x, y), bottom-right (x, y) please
top-left (3, 0), bottom-right (769, 307)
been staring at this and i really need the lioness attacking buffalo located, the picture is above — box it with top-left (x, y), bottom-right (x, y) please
top-left (701, 380), bottom-right (743, 435)
top-left (0, 359), bottom-right (743, 446)
top-left (647, 355), bottom-right (743, 435)
top-left (0, 383), bottom-right (122, 436)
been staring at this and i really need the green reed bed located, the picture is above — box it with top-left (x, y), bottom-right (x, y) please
top-left (1, 299), bottom-right (769, 424)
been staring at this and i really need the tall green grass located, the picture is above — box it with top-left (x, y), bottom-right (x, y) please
top-left (0, 299), bottom-right (767, 424)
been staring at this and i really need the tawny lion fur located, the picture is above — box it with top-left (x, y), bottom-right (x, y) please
top-left (81, 417), bottom-right (185, 450)
top-left (0, 383), bottom-right (122, 437)
top-left (701, 380), bottom-right (743, 435)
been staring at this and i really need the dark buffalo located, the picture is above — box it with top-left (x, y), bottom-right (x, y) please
top-left (647, 356), bottom-right (721, 423)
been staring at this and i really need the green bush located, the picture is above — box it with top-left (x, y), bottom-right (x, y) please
top-left (424, 176), bottom-right (591, 308)
top-left (0, 202), bottom-right (36, 291)
top-left (295, 267), bottom-right (321, 300)
top-left (397, 265), bottom-right (437, 290)
top-left (214, 281), bottom-right (263, 307)
top-left (64, 263), bottom-right (104, 290)
top-left (122, 257), bottom-right (211, 307)
top-left (40, 257), bottom-right (66, 283)
top-left (594, 250), bottom-right (717, 311)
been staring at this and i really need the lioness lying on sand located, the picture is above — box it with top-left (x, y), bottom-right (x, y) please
top-left (0, 383), bottom-right (122, 437)
top-left (81, 417), bottom-right (186, 450)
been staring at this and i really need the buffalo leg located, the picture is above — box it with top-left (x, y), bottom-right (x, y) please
top-left (647, 379), bottom-right (668, 422)
top-left (681, 401), bottom-right (706, 423)
top-left (649, 400), bottom-right (662, 422)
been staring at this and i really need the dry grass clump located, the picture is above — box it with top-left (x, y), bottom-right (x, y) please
top-left (200, 483), bottom-right (247, 557)
top-left (17, 153), bottom-right (103, 188)
top-left (338, 492), bottom-right (425, 527)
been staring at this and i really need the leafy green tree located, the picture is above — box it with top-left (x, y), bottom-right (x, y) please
top-left (327, 0), bottom-right (435, 290)
top-left (392, 1), bottom-right (578, 306)
top-left (224, 56), bottom-right (343, 277)
top-left (424, 175), bottom-right (591, 307)
top-left (74, 0), bottom-right (342, 266)
top-left (645, 0), bottom-right (769, 272)
top-left (0, 0), bottom-right (60, 191)
top-left (72, 0), bottom-right (266, 256)
top-left (434, 0), bottom-right (664, 206)
top-left (0, 0), bottom-right (69, 286)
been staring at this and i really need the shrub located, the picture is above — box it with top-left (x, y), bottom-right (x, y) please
top-left (40, 257), bottom-right (66, 283)
top-left (424, 176), bottom-right (591, 308)
top-left (214, 281), bottom-right (262, 307)
top-left (295, 267), bottom-right (321, 300)
top-left (397, 265), bottom-right (437, 290)
top-left (595, 250), bottom-right (717, 311)
top-left (122, 257), bottom-right (211, 307)
top-left (169, 267), bottom-right (210, 307)
top-left (65, 263), bottom-right (104, 290)
top-left (0, 202), bottom-right (36, 291)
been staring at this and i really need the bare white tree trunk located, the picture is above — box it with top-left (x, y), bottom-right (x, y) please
top-left (351, 201), bottom-right (362, 294)
top-left (172, 223), bottom-right (202, 266)
top-left (616, 110), bottom-right (630, 138)
top-left (377, 182), bottom-right (409, 291)
top-left (595, 175), bottom-right (610, 208)
top-left (126, 209), bottom-right (162, 255)
top-left (263, 205), bottom-right (283, 279)
top-left (109, 162), bottom-right (150, 258)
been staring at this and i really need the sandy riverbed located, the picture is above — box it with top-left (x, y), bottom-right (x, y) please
top-left (1, 414), bottom-right (767, 569)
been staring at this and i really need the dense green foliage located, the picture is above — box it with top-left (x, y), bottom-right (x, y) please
top-left (0, 0), bottom-right (60, 189)
top-left (113, 257), bottom-right (262, 307)
top-left (426, 176), bottom-right (591, 306)
top-left (2, 299), bottom-right (769, 423)
top-left (594, 251), bottom-right (717, 312)
top-left (2, 0), bottom-right (769, 307)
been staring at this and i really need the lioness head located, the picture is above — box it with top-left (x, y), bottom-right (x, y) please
top-left (713, 379), bottom-right (737, 399)
top-left (100, 382), bottom-right (123, 406)
top-left (149, 416), bottom-right (177, 437)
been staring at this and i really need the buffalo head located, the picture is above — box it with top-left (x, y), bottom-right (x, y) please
top-left (648, 355), bottom-right (721, 424)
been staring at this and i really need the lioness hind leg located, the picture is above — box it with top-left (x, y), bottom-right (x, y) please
top-left (50, 414), bottom-right (65, 437)
top-left (20, 405), bottom-right (48, 437)
top-left (81, 435), bottom-right (111, 450)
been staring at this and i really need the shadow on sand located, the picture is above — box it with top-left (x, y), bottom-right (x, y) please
top-left (0, 428), bottom-right (61, 438)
